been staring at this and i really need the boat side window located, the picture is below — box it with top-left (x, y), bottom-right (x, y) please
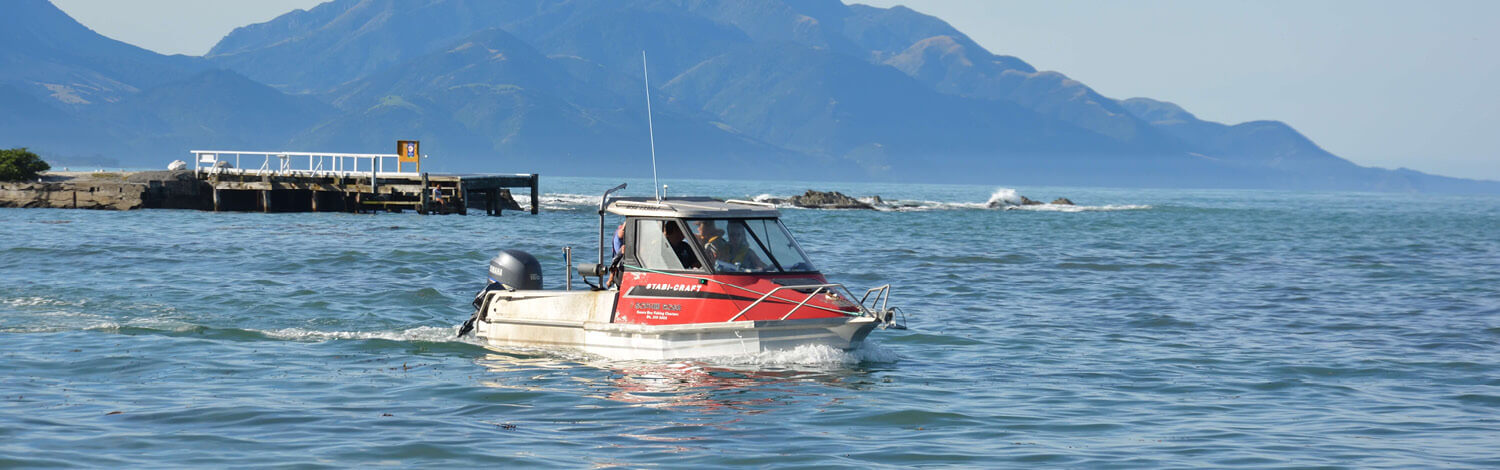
top-left (634, 219), bottom-right (704, 272)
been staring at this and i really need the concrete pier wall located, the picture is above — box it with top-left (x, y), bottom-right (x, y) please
top-left (0, 171), bottom-right (210, 211)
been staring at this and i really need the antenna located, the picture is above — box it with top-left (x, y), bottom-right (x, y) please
top-left (642, 51), bottom-right (661, 201)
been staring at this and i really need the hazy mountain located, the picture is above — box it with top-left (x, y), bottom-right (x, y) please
top-left (294, 27), bottom-right (802, 177)
top-left (0, 83), bottom-right (109, 161)
top-left (4, 0), bottom-right (1496, 192)
top-left (206, 0), bottom-right (565, 93)
top-left (98, 69), bottom-right (337, 157)
top-left (1118, 97), bottom-right (1439, 191)
top-left (0, 0), bottom-right (208, 105)
top-left (0, 0), bottom-right (332, 165)
top-left (664, 44), bottom-right (1107, 165)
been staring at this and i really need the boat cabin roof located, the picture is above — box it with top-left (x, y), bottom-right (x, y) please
top-left (606, 197), bottom-right (781, 218)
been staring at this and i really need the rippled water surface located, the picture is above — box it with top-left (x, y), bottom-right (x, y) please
top-left (3, 177), bottom-right (1499, 468)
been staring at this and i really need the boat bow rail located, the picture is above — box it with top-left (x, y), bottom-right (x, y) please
top-left (627, 265), bottom-right (906, 328)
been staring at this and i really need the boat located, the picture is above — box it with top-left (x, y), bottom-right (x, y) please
top-left (459, 184), bottom-right (905, 360)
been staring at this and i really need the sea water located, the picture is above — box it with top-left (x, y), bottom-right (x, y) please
top-left (2, 177), bottom-right (1498, 468)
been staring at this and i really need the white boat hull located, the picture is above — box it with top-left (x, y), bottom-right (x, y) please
top-left (472, 290), bottom-right (878, 360)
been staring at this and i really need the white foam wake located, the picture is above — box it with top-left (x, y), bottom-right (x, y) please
top-left (700, 342), bottom-right (899, 367)
top-left (259, 325), bottom-right (471, 343)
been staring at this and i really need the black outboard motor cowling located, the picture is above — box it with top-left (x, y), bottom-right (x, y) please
top-left (461, 249), bottom-right (544, 338)
top-left (488, 249), bottom-right (543, 290)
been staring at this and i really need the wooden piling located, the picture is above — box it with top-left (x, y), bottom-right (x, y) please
top-left (419, 172), bottom-right (429, 214)
top-left (529, 173), bottom-right (540, 215)
top-left (457, 180), bottom-right (467, 216)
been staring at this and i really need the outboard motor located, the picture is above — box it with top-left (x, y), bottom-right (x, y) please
top-left (488, 249), bottom-right (542, 290)
top-left (460, 249), bottom-right (543, 338)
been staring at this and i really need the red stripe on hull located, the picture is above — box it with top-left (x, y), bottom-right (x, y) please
top-left (614, 271), bottom-right (855, 325)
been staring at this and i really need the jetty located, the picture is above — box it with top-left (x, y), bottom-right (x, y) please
top-left (0, 148), bottom-right (539, 215)
top-left (192, 150), bottom-right (537, 215)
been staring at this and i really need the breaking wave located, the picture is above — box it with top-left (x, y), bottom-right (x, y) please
top-left (509, 188), bottom-right (1147, 213)
top-left (1005, 203), bottom-right (1153, 212)
top-left (752, 188), bottom-right (1150, 212)
top-left (512, 193), bottom-right (598, 211)
top-left (985, 188), bottom-right (1025, 207)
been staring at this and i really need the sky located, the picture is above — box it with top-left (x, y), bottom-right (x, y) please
top-left (49, 0), bottom-right (1500, 181)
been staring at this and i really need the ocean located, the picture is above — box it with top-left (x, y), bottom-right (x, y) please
top-left (3, 177), bottom-right (1498, 468)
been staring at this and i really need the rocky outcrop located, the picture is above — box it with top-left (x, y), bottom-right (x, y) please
top-left (496, 189), bottom-right (524, 211)
top-left (787, 190), bottom-right (875, 210)
top-left (987, 193), bottom-right (1077, 208)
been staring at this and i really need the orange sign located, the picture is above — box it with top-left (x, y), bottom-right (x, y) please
top-left (398, 140), bottom-right (420, 163)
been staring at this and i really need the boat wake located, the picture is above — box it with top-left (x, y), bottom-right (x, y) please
top-left (701, 342), bottom-right (899, 367)
top-left (259, 325), bottom-right (474, 344)
top-left (0, 301), bottom-right (481, 346)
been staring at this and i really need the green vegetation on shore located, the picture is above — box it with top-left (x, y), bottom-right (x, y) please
top-left (0, 148), bottom-right (50, 181)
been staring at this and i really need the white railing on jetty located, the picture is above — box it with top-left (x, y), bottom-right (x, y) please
top-left (191, 150), bottom-right (418, 177)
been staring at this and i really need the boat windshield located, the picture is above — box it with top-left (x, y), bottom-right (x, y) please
top-left (686, 218), bottom-right (817, 273)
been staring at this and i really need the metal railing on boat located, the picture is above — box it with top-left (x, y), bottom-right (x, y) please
top-left (621, 265), bottom-right (892, 322)
top-left (726, 282), bottom-right (870, 321)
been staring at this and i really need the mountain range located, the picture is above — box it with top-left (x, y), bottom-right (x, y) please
top-left (2, 0), bottom-right (1495, 193)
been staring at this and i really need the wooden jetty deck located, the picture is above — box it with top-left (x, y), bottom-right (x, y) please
top-left (194, 150), bottom-right (537, 215)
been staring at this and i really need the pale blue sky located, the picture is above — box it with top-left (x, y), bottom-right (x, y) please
top-left (50, 0), bottom-right (1499, 180)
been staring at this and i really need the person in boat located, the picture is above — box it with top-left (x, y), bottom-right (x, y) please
top-left (612, 221), bottom-right (626, 256)
top-left (694, 220), bottom-right (728, 264)
top-left (721, 222), bottom-right (768, 271)
top-left (607, 221), bottom-right (626, 287)
top-left (664, 221), bottom-right (701, 269)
